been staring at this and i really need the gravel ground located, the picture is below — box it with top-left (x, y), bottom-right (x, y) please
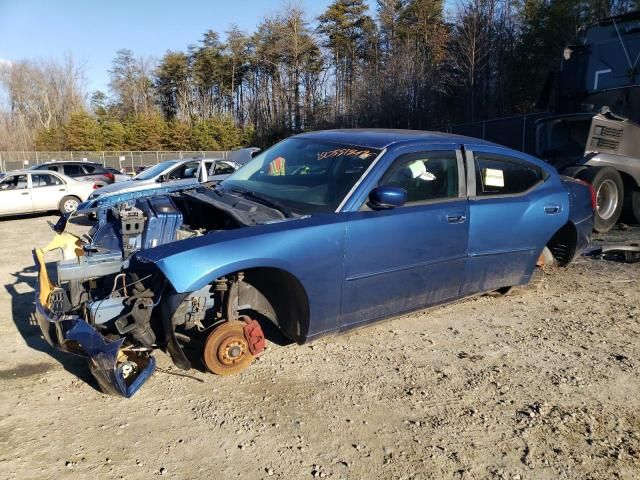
top-left (0, 214), bottom-right (638, 480)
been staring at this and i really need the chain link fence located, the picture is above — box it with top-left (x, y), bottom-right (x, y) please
top-left (0, 151), bottom-right (234, 173)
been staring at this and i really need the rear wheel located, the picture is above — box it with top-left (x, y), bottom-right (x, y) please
top-left (58, 195), bottom-right (81, 215)
top-left (577, 167), bottom-right (623, 233)
top-left (623, 186), bottom-right (640, 225)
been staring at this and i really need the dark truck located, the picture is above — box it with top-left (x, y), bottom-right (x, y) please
top-left (450, 11), bottom-right (640, 232)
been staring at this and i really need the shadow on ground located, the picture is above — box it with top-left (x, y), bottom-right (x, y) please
top-left (4, 264), bottom-right (100, 391)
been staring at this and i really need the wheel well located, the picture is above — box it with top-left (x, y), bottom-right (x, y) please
top-left (546, 222), bottom-right (577, 267)
top-left (237, 267), bottom-right (310, 344)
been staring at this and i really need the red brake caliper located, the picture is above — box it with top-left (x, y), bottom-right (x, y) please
top-left (241, 317), bottom-right (265, 355)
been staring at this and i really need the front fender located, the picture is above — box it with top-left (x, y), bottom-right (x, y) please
top-left (134, 215), bottom-right (348, 337)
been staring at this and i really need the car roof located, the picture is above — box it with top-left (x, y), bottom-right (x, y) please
top-left (37, 160), bottom-right (103, 165)
top-left (2, 169), bottom-right (68, 177)
top-left (293, 129), bottom-right (497, 150)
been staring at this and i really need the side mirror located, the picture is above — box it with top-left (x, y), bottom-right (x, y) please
top-left (368, 186), bottom-right (407, 209)
top-left (250, 148), bottom-right (261, 159)
top-left (156, 175), bottom-right (167, 183)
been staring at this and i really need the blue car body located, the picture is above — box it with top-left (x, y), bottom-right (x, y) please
top-left (34, 129), bottom-right (593, 396)
top-left (136, 130), bottom-right (593, 340)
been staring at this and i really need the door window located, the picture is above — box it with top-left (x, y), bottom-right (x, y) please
top-left (32, 173), bottom-right (63, 187)
top-left (169, 161), bottom-right (199, 180)
top-left (474, 153), bottom-right (545, 196)
top-left (380, 151), bottom-right (459, 204)
top-left (81, 164), bottom-right (97, 173)
top-left (213, 162), bottom-right (236, 175)
top-left (63, 165), bottom-right (83, 177)
top-left (0, 175), bottom-right (29, 190)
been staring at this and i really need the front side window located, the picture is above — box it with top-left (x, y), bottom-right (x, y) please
top-left (223, 137), bottom-right (381, 214)
top-left (0, 175), bottom-right (28, 190)
top-left (380, 151), bottom-right (459, 204)
top-left (169, 161), bottom-right (200, 180)
top-left (213, 162), bottom-right (235, 175)
top-left (32, 173), bottom-right (63, 187)
top-left (474, 153), bottom-right (545, 196)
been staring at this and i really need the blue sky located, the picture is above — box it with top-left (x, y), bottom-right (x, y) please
top-left (0, 0), bottom-right (339, 93)
top-left (0, 0), bottom-right (456, 95)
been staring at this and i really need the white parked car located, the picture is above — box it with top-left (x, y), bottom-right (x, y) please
top-left (0, 170), bottom-right (96, 216)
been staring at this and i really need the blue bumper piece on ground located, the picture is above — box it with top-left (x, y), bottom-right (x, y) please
top-left (34, 299), bottom-right (155, 398)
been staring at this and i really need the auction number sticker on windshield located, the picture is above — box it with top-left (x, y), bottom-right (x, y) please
top-left (318, 149), bottom-right (376, 160)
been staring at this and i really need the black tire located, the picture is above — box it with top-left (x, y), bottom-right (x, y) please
top-left (577, 167), bottom-right (624, 233)
top-left (58, 195), bottom-right (81, 215)
top-left (623, 186), bottom-right (640, 225)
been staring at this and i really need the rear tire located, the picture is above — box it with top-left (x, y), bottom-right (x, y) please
top-left (623, 186), bottom-right (640, 225)
top-left (58, 195), bottom-right (81, 215)
top-left (577, 167), bottom-right (623, 233)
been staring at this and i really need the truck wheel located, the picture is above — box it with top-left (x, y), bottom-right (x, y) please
top-left (623, 187), bottom-right (640, 225)
top-left (58, 195), bottom-right (81, 215)
top-left (578, 167), bottom-right (624, 233)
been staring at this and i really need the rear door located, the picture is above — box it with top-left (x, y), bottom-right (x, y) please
top-left (462, 146), bottom-right (568, 294)
top-left (30, 173), bottom-right (67, 211)
top-left (340, 147), bottom-right (468, 328)
top-left (0, 174), bottom-right (32, 214)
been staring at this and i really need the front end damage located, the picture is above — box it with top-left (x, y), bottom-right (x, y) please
top-left (34, 191), bottom-right (271, 397)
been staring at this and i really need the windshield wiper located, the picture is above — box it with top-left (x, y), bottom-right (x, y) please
top-left (230, 188), bottom-right (292, 218)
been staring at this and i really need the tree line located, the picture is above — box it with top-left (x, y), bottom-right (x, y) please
top-left (1, 0), bottom-right (638, 152)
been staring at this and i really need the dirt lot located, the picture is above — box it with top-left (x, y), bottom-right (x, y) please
top-left (0, 214), bottom-right (638, 480)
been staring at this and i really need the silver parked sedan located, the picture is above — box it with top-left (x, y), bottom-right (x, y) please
top-left (87, 158), bottom-right (238, 203)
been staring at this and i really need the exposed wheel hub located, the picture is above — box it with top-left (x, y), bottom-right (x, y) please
top-left (202, 319), bottom-right (263, 376)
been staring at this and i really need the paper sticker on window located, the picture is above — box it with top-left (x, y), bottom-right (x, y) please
top-left (483, 168), bottom-right (504, 187)
top-left (408, 160), bottom-right (436, 181)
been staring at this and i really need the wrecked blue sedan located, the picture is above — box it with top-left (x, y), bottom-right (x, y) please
top-left (34, 129), bottom-right (594, 396)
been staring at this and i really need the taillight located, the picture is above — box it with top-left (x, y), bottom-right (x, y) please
top-left (105, 171), bottom-right (115, 182)
top-left (588, 183), bottom-right (597, 210)
top-left (575, 178), bottom-right (596, 210)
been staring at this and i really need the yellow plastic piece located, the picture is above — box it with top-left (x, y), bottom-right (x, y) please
top-left (43, 232), bottom-right (85, 259)
top-left (34, 248), bottom-right (53, 307)
top-left (35, 232), bottom-right (85, 307)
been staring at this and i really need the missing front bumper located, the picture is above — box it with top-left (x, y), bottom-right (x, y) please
top-left (33, 248), bottom-right (155, 398)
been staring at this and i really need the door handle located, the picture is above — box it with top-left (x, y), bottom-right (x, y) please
top-left (59, 188), bottom-right (65, 191)
top-left (21, 192), bottom-right (29, 195)
top-left (446, 214), bottom-right (466, 224)
top-left (544, 205), bottom-right (561, 214)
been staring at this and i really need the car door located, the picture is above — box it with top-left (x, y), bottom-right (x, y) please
top-left (30, 173), bottom-right (67, 211)
top-left (0, 174), bottom-right (32, 215)
top-left (340, 147), bottom-right (469, 328)
top-left (461, 146), bottom-right (568, 295)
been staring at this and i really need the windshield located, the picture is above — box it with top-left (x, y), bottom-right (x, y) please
top-left (221, 137), bottom-right (381, 214)
top-left (133, 160), bottom-right (180, 181)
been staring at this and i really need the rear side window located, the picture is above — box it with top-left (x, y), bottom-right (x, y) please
top-left (32, 173), bottom-right (63, 187)
top-left (474, 153), bottom-right (545, 196)
top-left (82, 164), bottom-right (96, 173)
top-left (63, 165), bottom-right (83, 177)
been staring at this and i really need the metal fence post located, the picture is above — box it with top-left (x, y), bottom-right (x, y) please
top-left (522, 115), bottom-right (527, 152)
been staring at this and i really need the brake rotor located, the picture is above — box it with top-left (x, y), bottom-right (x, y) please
top-left (203, 321), bottom-right (255, 376)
